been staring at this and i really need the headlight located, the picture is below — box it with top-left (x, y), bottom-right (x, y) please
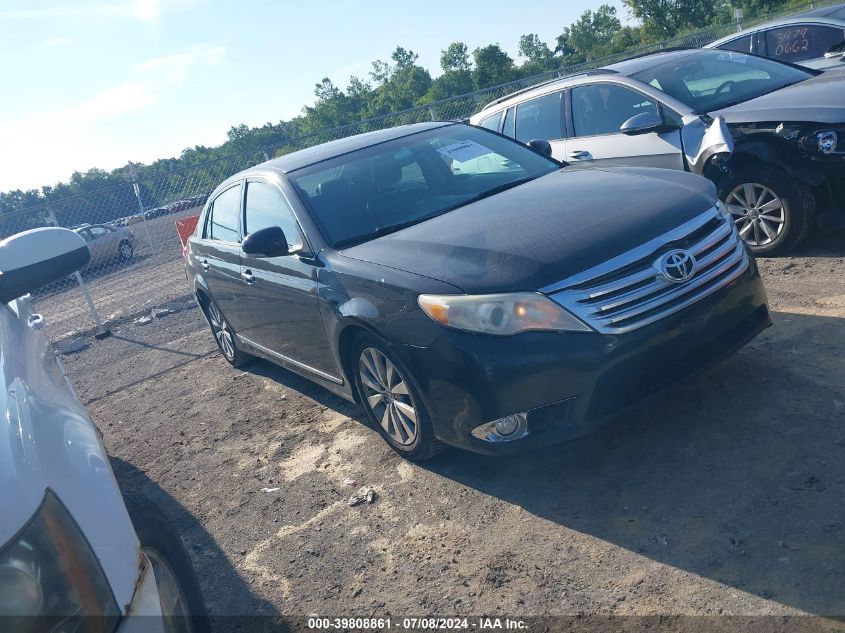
top-left (418, 292), bottom-right (591, 335)
top-left (817, 130), bottom-right (838, 154)
top-left (0, 490), bottom-right (120, 632)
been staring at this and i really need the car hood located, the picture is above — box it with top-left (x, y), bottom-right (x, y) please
top-left (714, 70), bottom-right (845, 124)
top-left (339, 167), bottom-right (716, 294)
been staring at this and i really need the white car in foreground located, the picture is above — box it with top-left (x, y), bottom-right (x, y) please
top-left (0, 227), bottom-right (207, 633)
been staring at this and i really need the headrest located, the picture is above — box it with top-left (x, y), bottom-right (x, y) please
top-left (317, 179), bottom-right (349, 197)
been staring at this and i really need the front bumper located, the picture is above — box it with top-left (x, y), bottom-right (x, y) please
top-left (397, 260), bottom-right (771, 455)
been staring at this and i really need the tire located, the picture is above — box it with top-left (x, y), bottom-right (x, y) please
top-left (123, 494), bottom-right (210, 633)
top-left (202, 298), bottom-right (251, 367)
top-left (118, 240), bottom-right (134, 261)
top-left (718, 164), bottom-right (815, 256)
top-left (351, 332), bottom-right (445, 461)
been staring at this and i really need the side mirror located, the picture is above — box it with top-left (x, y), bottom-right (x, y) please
top-left (527, 139), bottom-right (553, 157)
top-left (620, 111), bottom-right (667, 136)
top-left (0, 227), bottom-right (91, 303)
top-left (242, 226), bottom-right (290, 258)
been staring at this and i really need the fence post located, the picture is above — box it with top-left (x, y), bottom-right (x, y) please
top-left (46, 207), bottom-right (111, 339)
top-left (127, 162), bottom-right (157, 258)
top-left (262, 149), bottom-right (271, 161)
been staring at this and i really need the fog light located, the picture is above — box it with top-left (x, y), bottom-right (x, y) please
top-left (818, 130), bottom-right (838, 154)
top-left (471, 413), bottom-right (529, 442)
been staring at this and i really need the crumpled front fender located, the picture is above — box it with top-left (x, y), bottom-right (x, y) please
top-left (682, 114), bottom-right (734, 175)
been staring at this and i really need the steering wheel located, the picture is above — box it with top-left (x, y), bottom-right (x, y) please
top-left (714, 80), bottom-right (736, 95)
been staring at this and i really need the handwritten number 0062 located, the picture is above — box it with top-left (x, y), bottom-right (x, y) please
top-left (775, 28), bottom-right (810, 56)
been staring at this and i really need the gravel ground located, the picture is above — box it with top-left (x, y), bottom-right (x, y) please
top-left (60, 231), bottom-right (845, 630)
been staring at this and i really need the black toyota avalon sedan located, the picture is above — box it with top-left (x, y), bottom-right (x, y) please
top-left (185, 122), bottom-right (770, 460)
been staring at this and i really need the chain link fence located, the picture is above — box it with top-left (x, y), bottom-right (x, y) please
top-left (4, 1), bottom-right (836, 342)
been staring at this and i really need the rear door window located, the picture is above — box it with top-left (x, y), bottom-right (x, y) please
top-left (205, 184), bottom-right (242, 242)
top-left (765, 24), bottom-right (845, 62)
top-left (514, 91), bottom-right (564, 142)
top-left (717, 34), bottom-right (753, 53)
top-left (502, 107), bottom-right (515, 138)
top-left (478, 112), bottom-right (502, 132)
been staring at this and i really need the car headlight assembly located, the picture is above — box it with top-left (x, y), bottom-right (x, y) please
top-left (0, 490), bottom-right (120, 633)
top-left (418, 292), bottom-right (592, 335)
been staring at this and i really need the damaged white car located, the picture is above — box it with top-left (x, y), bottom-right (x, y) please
top-left (0, 228), bottom-right (207, 633)
top-left (471, 48), bottom-right (845, 255)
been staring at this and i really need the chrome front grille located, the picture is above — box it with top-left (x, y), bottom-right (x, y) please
top-left (545, 208), bottom-right (750, 334)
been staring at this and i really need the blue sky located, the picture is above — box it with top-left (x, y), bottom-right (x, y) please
top-left (0, 0), bottom-right (628, 192)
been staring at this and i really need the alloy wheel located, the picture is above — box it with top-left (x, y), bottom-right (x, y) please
top-left (119, 242), bottom-right (133, 259)
top-left (144, 547), bottom-right (194, 633)
top-left (207, 302), bottom-right (235, 360)
top-left (725, 182), bottom-right (785, 247)
top-left (359, 347), bottom-right (418, 446)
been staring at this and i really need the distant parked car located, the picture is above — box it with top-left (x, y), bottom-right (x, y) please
top-left (185, 122), bottom-right (770, 460)
top-left (0, 227), bottom-right (208, 631)
top-left (74, 223), bottom-right (135, 265)
top-left (707, 3), bottom-right (845, 70)
top-left (471, 48), bottom-right (845, 255)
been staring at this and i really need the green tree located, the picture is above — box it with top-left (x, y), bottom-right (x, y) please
top-left (567, 4), bottom-right (623, 60)
top-left (622, 0), bottom-right (721, 39)
top-left (517, 34), bottom-right (557, 74)
top-left (440, 42), bottom-right (471, 73)
top-left (472, 44), bottom-right (517, 89)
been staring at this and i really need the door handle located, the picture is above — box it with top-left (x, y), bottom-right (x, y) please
top-left (201, 259), bottom-right (209, 270)
top-left (241, 270), bottom-right (255, 284)
top-left (28, 314), bottom-right (45, 331)
top-left (568, 150), bottom-right (592, 160)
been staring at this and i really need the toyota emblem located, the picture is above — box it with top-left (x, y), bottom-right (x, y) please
top-left (658, 249), bottom-right (696, 283)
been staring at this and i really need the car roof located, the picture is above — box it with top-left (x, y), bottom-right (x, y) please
top-left (708, 4), bottom-right (845, 46)
top-left (471, 49), bottom-right (708, 118)
top-left (603, 48), bottom-right (704, 76)
top-left (261, 121), bottom-right (454, 173)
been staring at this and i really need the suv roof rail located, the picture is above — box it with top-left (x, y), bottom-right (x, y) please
top-left (480, 68), bottom-right (618, 111)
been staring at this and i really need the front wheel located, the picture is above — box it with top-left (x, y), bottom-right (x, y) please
top-left (123, 494), bottom-right (210, 633)
top-left (352, 333), bottom-right (444, 461)
top-left (719, 164), bottom-right (815, 256)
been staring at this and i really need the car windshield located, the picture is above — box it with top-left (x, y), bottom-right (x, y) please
top-left (290, 125), bottom-right (559, 247)
top-left (632, 49), bottom-right (814, 113)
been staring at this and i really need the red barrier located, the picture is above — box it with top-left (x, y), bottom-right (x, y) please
top-left (176, 214), bottom-right (200, 258)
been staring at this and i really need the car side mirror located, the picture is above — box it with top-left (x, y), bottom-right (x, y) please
top-left (242, 226), bottom-right (291, 258)
top-left (527, 139), bottom-right (553, 157)
top-left (620, 111), bottom-right (667, 136)
top-left (0, 227), bottom-right (91, 303)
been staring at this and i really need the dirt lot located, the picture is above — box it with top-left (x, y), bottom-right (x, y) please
top-left (61, 232), bottom-right (845, 629)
